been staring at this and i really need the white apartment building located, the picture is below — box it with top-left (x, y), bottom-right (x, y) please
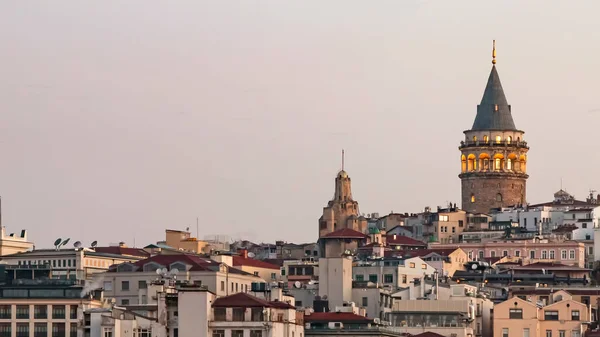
top-left (0, 227), bottom-right (33, 256)
top-left (103, 254), bottom-right (262, 305)
top-left (352, 257), bottom-right (436, 289)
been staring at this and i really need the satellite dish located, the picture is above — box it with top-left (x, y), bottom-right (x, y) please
top-left (171, 268), bottom-right (179, 275)
top-left (247, 252), bottom-right (256, 258)
top-left (294, 281), bottom-right (301, 288)
top-left (61, 238), bottom-right (71, 246)
top-left (53, 238), bottom-right (62, 247)
top-left (73, 241), bottom-right (82, 248)
top-left (322, 295), bottom-right (328, 300)
top-left (161, 268), bottom-right (168, 274)
top-left (91, 241), bottom-right (98, 248)
top-left (156, 269), bottom-right (162, 275)
top-left (472, 263), bottom-right (478, 270)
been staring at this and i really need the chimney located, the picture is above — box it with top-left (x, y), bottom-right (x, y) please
top-left (237, 249), bottom-right (249, 259)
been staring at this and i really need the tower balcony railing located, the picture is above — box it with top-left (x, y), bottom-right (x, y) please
top-left (459, 140), bottom-right (529, 149)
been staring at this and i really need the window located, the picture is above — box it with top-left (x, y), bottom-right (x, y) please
top-left (509, 308), bottom-right (523, 319)
top-left (271, 273), bottom-right (276, 280)
top-left (586, 234), bottom-right (591, 240)
top-left (362, 297), bottom-right (368, 306)
top-left (409, 263), bottom-right (415, 268)
top-left (549, 250), bottom-right (555, 259)
top-left (213, 308), bottom-right (226, 321)
top-left (232, 308), bottom-right (245, 321)
top-left (468, 251), bottom-right (473, 260)
top-left (103, 281), bottom-right (113, 291)
top-left (52, 305), bottom-right (66, 319)
top-left (368, 274), bottom-right (378, 282)
top-left (561, 250), bottom-right (567, 259)
top-left (231, 331), bottom-right (243, 337)
top-left (471, 194), bottom-right (476, 203)
top-left (402, 275), bottom-right (407, 283)
top-left (136, 329), bottom-right (151, 337)
top-left (70, 324), bottom-right (77, 337)
top-left (483, 135), bottom-right (489, 142)
top-left (569, 250), bottom-right (575, 259)
top-left (542, 250), bottom-right (548, 259)
top-left (34, 305), bottom-right (47, 319)
top-left (422, 264), bottom-right (427, 269)
top-left (212, 331), bottom-right (225, 337)
top-left (121, 299), bottom-right (129, 305)
top-left (559, 331), bottom-right (565, 337)
top-left (253, 271), bottom-right (259, 276)
top-left (572, 331), bottom-right (581, 337)
top-left (523, 328), bottom-right (530, 337)
top-left (138, 280), bottom-right (147, 289)
top-left (496, 135), bottom-right (501, 143)
top-left (52, 324), bottom-right (65, 337)
top-left (582, 223), bottom-right (587, 228)
top-left (16, 324), bottom-right (28, 337)
top-left (572, 310), bottom-right (580, 321)
top-left (0, 306), bottom-right (10, 319)
top-left (16, 305), bottom-right (29, 319)
top-left (530, 250), bottom-right (535, 259)
top-left (0, 323), bottom-right (11, 337)
top-left (546, 331), bottom-right (552, 337)
top-left (478, 251), bottom-right (484, 260)
top-left (355, 274), bottom-right (364, 281)
top-left (496, 193), bottom-right (503, 202)
top-left (452, 227), bottom-right (455, 233)
top-left (491, 251), bottom-right (496, 258)
top-left (220, 281), bottom-right (225, 291)
top-left (439, 215), bottom-right (449, 222)
top-left (250, 331), bottom-right (262, 337)
top-left (34, 323), bottom-right (47, 337)
top-left (295, 300), bottom-right (302, 307)
top-left (384, 274), bottom-right (393, 283)
top-left (121, 281), bottom-right (130, 291)
top-left (69, 305), bottom-right (77, 319)
top-left (502, 328), bottom-right (509, 337)
top-left (544, 310), bottom-right (559, 320)
top-left (515, 250), bottom-right (521, 257)
top-left (503, 250), bottom-right (508, 257)
top-left (251, 308), bottom-right (264, 321)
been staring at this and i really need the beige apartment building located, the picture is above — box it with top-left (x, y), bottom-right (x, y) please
top-left (495, 296), bottom-right (589, 337)
top-left (430, 208), bottom-right (467, 244)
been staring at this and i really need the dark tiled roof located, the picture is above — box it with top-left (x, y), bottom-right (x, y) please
top-left (386, 235), bottom-right (427, 246)
top-left (471, 65), bottom-right (517, 131)
top-left (212, 292), bottom-right (293, 308)
top-left (386, 248), bottom-right (459, 258)
top-left (94, 247), bottom-right (150, 258)
top-left (321, 228), bottom-right (367, 239)
top-left (412, 333), bottom-right (447, 337)
top-left (511, 262), bottom-right (590, 271)
top-left (232, 256), bottom-right (280, 270)
top-left (304, 312), bottom-right (372, 323)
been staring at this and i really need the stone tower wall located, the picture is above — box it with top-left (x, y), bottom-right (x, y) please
top-left (461, 175), bottom-right (526, 214)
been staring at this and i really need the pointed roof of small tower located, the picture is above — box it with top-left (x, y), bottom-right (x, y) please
top-left (470, 41), bottom-right (518, 131)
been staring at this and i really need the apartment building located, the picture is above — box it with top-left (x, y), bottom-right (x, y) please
top-left (103, 254), bottom-right (262, 305)
top-left (352, 257), bottom-right (436, 289)
top-left (0, 227), bottom-right (33, 255)
top-left (494, 296), bottom-right (589, 337)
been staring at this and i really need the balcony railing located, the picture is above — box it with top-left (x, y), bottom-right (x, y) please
top-left (460, 140), bottom-right (529, 149)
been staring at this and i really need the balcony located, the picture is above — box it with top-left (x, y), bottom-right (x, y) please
top-left (459, 140), bottom-right (529, 150)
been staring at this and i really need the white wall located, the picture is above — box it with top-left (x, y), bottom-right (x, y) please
top-left (318, 257), bottom-right (352, 310)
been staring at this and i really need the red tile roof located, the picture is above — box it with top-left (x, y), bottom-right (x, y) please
top-left (321, 228), bottom-right (368, 239)
top-left (386, 235), bottom-right (427, 246)
top-left (385, 248), bottom-right (459, 258)
top-left (212, 292), bottom-right (294, 308)
top-left (304, 312), bottom-right (373, 323)
top-left (94, 247), bottom-right (150, 258)
top-left (232, 256), bottom-right (281, 270)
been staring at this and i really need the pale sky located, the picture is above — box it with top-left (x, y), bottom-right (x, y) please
top-left (1, 1), bottom-right (600, 248)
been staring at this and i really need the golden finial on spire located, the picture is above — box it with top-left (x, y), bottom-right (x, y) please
top-left (492, 40), bottom-right (497, 65)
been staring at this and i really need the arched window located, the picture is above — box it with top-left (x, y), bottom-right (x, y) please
top-left (471, 194), bottom-right (476, 203)
top-left (472, 136), bottom-right (477, 142)
top-left (507, 136), bottom-right (512, 144)
top-left (467, 154), bottom-right (476, 171)
top-left (496, 193), bottom-right (503, 202)
top-left (483, 135), bottom-right (489, 143)
top-left (507, 158), bottom-right (512, 170)
top-left (461, 155), bottom-right (467, 172)
top-left (495, 136), bottom-right (501, 144)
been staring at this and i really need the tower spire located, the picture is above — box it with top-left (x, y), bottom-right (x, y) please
top-left (492, 40), bottom-right (497, 65)
top-left (341, 149), bottom-right (345, 171)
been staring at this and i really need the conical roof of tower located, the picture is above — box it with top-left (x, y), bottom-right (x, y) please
top-left (471, 65), bottom-right (517, 131)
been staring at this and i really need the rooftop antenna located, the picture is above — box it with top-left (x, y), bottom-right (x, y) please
top-left (492, 40), bottom-right (497, 65)
top-left (196, 217), bottom-right (199, 239)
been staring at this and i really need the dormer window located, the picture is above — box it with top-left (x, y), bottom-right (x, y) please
top-left (142, 262), bottom-right (163, 273)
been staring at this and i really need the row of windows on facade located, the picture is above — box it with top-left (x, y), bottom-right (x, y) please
top-left (213, 330), bottom-right (290, 337)
top-left (355, 268), bottom-right (427, 283)
top-left (470, 193), bottom-right (504, 203)
top-left (466, 249), bottom-right (577, 260)
top-left (17, 259), bottom-right (76, 268)
top-left (502, 328), bottom-right (580, 337)
top-left (470, 135), bottom-right (521, 144)
top-left (0, 305), bottom-right (77, 320)
top-left (213, 308), bottom-right (272, 322)
top-left (100, 328), bottom-right (150, 337)
top-left (0, 322), bottom-right (77, 337)
top-left (461, 153), bottom-right (527, 172)
top-left (508, 308), bottom-right (580, 320)
top-left (252, 271), bottom-right (278, 280)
